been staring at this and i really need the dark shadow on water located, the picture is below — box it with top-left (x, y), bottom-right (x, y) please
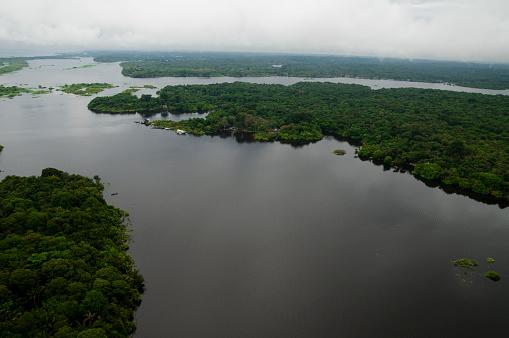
top-left (209, 131), bottom-right (315, 148)
top-left (358, 156), bottom-right (508, 209)
top-left (145, 122), bottom-right (509, 209)
top-left (415, 175), bottom-right (508, 209)
top-left (90, 109), bottom-right (205, 118)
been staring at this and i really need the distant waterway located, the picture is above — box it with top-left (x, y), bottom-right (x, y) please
top-left (1, 57), bottom-right (509, 337)
top-left (2, 57), bottom-right (508, 96)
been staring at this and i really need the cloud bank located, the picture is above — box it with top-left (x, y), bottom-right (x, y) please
top-left (1, 0), bottom-right (508, 62)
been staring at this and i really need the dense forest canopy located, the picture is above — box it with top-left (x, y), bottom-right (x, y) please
top-left (0, 169), bottom-right (144, 337)
top-left (88, 51), bottom-right (509, 90)
top-left (88, 81), bottom-right (509, 203)
top-left (88, 89), bottom-right (161, 113)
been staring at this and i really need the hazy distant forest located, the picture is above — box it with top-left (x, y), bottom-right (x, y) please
top-left (90, 51), bottom-right (509, 90)
top-left (3, 51), bottom-right (509, 89)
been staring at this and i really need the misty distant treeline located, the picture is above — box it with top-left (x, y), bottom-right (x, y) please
top-left (88, 51), bottom-right (509, 90)
top-left (0, 53), bottom-right (82, 76)
top-left (3, 51), bottom-right (509, 90)
top-left (0, 59), bottom-right (28, 75)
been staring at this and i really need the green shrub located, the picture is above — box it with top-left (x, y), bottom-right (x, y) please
top-left (485, 271), bottom-right (501, 281)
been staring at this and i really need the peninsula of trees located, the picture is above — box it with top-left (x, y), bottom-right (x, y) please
top-left (0, 168), bottom-right (144, 337)
top-left (88, 82), bottom-right (509, 203)
top-left (0, 59), bottom-right (28, 76)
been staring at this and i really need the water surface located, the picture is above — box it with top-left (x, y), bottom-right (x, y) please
top-left (1, 58), bottom-right (508, 337)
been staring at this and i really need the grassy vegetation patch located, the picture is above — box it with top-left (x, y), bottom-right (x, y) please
top-left (59, 83), bottom-right (116, 96)
top-left (452, 257), bottom-right (501, 283)
top-left (130, 85), bottom-right (157, 89)
top-left (452, 258), bottom-right (479, 269)
top-left (0, 85), bottom-right (32, 98)
top-left (64, 64), bottom-right (97, 70)
top-left (0, 85), bottom-right (51, 98)
top-left (485, 271), bottom-right (501, 281)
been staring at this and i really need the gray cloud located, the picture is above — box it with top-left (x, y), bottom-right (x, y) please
top-left (1, 0), bottom-right (508, 62)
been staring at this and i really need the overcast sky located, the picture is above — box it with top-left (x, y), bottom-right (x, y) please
top-left (1, 0), bottom-right (508, 62)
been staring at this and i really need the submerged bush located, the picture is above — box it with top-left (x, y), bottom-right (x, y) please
top-left (452, 258), bottom-right (478, 269)
top-left (485, 271), bottom-right (501, 281)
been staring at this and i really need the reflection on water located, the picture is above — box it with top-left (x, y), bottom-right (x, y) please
top-left (1, 58), bottom-right (509, 337)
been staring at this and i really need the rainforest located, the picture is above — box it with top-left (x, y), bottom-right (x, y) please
top-left (0, 168), bottom-right (144, 337)
top-left (2, 53), bottom-right (509, 337)
top-left (88, 81), bottom-right (509, 203)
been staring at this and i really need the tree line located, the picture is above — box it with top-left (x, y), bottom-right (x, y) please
top-left (88, 90), bottom-right (162, 113)
top-left (88, 81), bottom-right (509, 203)
top-left (87, 51), bottom-right (509, 90)
top-left (5, 51), bottom-right (509, 89)
top-left (0, 168), bottom-right (144, 337)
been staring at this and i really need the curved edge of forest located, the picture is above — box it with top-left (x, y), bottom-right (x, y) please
top-left (0, 168), bottom-right (144, 337)
top-left (87, 81), bottom-right (509, 206)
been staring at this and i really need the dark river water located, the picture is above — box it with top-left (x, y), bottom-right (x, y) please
top-left (1, 58), bottom-right (509, 337)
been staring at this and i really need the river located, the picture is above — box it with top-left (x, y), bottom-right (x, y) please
top-left (1, 57), bottom-right (509, 337)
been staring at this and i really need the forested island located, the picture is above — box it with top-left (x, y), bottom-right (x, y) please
top-left (88, 82), bottom-right (509, 203)
top-left (88, 51), bottom-right (509, 90)
top-left (0, 168), bottom-right (144, 337)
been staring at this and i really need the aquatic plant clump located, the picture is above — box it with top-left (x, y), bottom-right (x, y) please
top-left (59, 83), bottom-right (116, 96)
top-left (485, 271), bottom-right (501, 281)
top-left (453, 257), bottom-right (502, 283)
top-left (452, 258), bottom-right (479, 269)
top-left (333, 149), bottom-right (347, 155)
